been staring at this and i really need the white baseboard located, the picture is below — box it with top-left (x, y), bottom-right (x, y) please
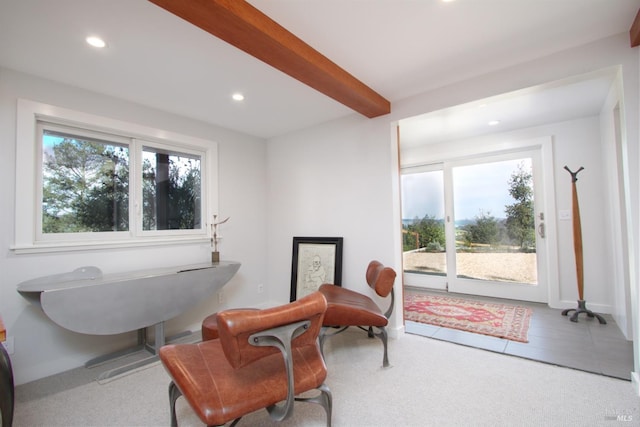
top-left (389, 324), bottom-right (404, 339)
top-left (632, 372), bottom-right (639, 397)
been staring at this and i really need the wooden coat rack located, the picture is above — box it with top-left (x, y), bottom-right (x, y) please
top-left (561, 166), bottom-right (606, 324)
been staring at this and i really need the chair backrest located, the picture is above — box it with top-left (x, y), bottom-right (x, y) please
top-left (366, 260), bottom-right (397, 298)
top-left (217, 291), bottom-right (327, 369)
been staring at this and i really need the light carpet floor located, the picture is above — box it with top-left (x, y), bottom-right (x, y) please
top-left (13, 329), bottom-right (640, 426)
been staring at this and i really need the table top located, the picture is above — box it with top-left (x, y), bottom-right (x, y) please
top-left (17, 261), bottom-right (241, 335)
top-left (0, 314), bottom-right (5, 342)
top-left (17, 261), bottom-right (240, 293)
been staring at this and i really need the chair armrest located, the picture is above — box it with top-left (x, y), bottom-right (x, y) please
top-left (249, 320), bottom-right (311, 422)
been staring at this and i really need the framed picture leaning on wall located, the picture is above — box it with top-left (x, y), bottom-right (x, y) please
top-left (290, 236), bottom-right (343, 301)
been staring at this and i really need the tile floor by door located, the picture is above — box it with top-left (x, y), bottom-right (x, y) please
top-left (404, 288), bottom-right (635, 381)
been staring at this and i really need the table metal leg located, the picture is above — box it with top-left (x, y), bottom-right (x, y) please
top-left (85, 322), bottom-right (194, 381)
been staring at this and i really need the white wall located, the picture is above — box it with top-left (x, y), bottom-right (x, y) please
top-left (266, 33), bottom-right (639, 384)
top-left (0, 68), bottom-right (269, 385)
top-left (599, 76), bottom-right (634, 338)
top-left (401, 116), bottom-right (611, 312)
top-left (266, 116), bottom-right (401, 329)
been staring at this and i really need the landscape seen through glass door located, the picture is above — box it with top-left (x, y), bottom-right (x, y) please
top-left (402, 157), bottom-right (537, 287)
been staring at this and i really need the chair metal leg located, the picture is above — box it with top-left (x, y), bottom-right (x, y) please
top-left (229, 417), bottom-right (243, 426)
top-left (168, 381), bottom-right (182, 427)
top-left (322, 324), bottom-right (389, 367)
top-left (319, 326), bottom-right (349, 361)
top-left (372, 326), bottom-right (389, 368)
top-left (318, 328), bottom-right (327, 359)
top-left (319, 383), bottom-right (333, 427)
top-left (295, 383), bottom-right (332, 427)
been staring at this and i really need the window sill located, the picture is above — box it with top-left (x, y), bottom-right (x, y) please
top-left (10, 237), bottom-right (210, 255)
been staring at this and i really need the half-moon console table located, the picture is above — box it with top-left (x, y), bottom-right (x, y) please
top-left (17, 261), bottom-right (240, 379)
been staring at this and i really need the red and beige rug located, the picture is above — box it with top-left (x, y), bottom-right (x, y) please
top-left (404, 292), bottom-right (532, 343)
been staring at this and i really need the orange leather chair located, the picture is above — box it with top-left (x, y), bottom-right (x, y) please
top-left (318, 260), bottom-right (396, 367)
top-left (159, 292), bottom-right (332, 426)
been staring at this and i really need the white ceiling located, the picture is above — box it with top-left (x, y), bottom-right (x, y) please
top-left (0, 0), bottom-right (638, 140)
top-left (399, 69), bottom-right (618, 149)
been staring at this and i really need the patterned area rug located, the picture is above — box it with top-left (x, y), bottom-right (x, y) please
top-left (404, 292), bottom-right (532, 342)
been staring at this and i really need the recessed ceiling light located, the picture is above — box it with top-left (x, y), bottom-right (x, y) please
top-left (232, 93), bottom-right (245, 101)
top-left (86, 36), bottom-right (106, 48)
top-left (488, 120), bottom-right (500, 126)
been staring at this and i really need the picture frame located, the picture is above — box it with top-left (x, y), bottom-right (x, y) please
top-left (290, 236), bottom-right (343, 301)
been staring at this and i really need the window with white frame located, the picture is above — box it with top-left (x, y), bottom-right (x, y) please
top-left (14, 99), bottom-right (217, 252)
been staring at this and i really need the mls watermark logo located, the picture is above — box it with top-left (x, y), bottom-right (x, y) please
top-left (604, 408), bottom-right (635, 422)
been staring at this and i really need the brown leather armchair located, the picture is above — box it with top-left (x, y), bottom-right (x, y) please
top-left (318, 260), bottom-right (397, 367)
top-left (159, 291), bottom-right (332, 426)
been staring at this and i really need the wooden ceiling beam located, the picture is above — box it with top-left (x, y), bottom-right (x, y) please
top-left (630, 8), bottom-right (640, 47)
top-left (148, 0), bottom-right (390, 118)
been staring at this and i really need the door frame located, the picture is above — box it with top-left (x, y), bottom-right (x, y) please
top-left (401, 136), bottom-right (559, 304)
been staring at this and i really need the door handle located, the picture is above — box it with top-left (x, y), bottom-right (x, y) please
top-left (538, 222), bottom-right (545, 238)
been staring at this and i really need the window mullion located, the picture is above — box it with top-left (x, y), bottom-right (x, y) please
top-left (130, 138), bottom-right (141, 238)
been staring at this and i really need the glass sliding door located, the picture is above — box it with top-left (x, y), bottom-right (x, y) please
top-left (401, 149), bottom-right (548, 302)
top-left (401, 164), bottom-right (447, 290)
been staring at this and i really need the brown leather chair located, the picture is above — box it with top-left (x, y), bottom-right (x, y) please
top-left (159, 292), bottom-right (332, 426)
top-left (318, 260), bottom-right (396, 368)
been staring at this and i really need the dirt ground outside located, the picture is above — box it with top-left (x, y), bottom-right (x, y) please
top-left (403, 251), bottom-right (537, 284)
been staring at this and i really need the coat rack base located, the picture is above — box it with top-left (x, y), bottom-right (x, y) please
top-left (562, 299), bottom-right (607, 324)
